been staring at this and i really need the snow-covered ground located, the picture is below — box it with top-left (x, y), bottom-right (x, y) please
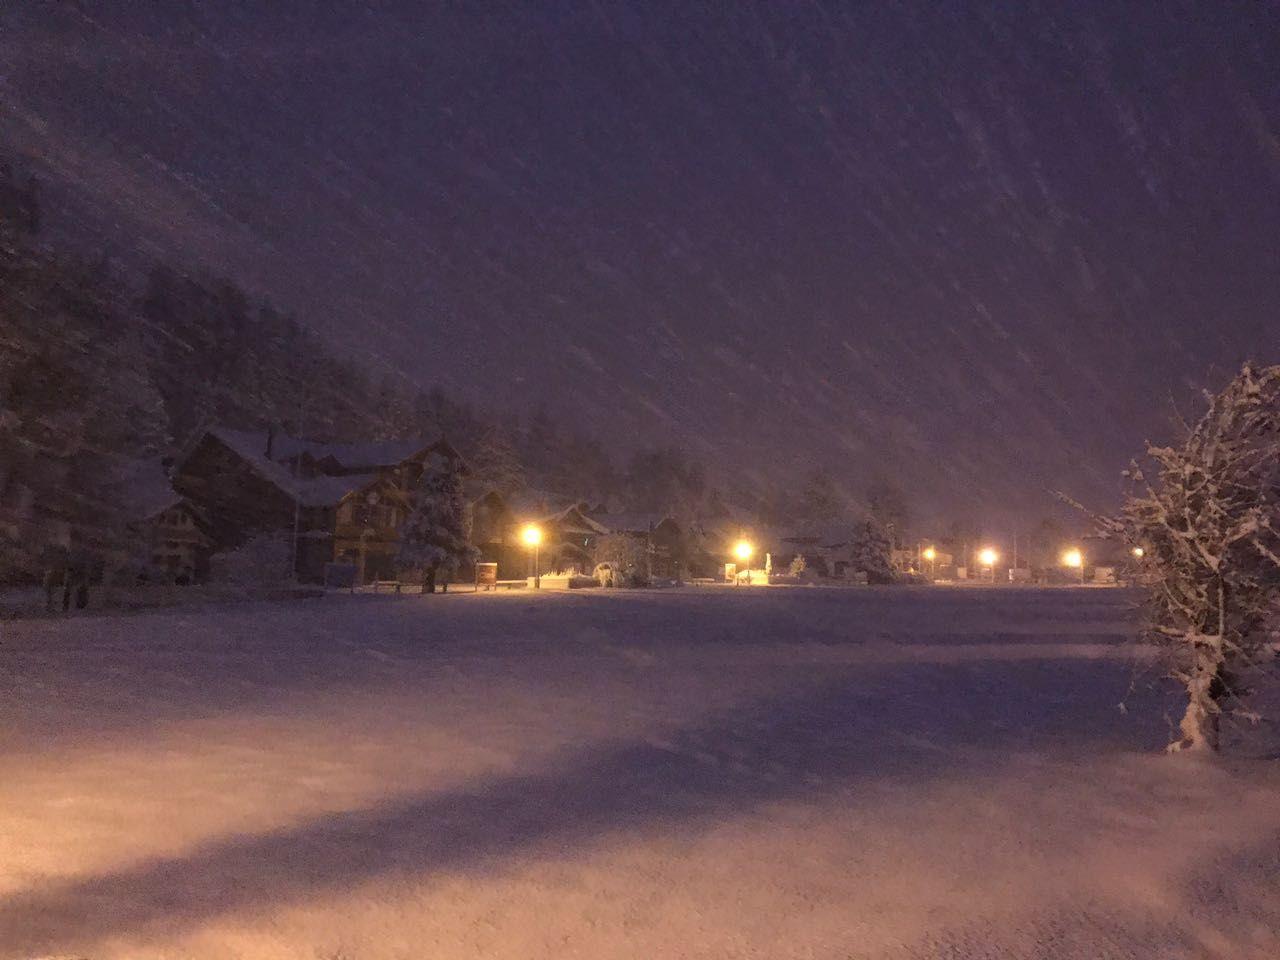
top-left (1, 585), bottom-right (1278, 959)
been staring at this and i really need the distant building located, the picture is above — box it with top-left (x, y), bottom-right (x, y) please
top-left (591, 512), bottom-right (686, 578)
top-left (778, 527), bottom-right (854, 578)
top-left (120, 458), bottom-right (213, 582)
top-left (473, 489), bottom-right (609, 578)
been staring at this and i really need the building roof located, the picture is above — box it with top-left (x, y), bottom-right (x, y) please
top-left (203, 428), bottom-right (305, 492)
top-left (779, 524), bottom-right (854, 549)
top-left (503, 488), bottom-right (591, 520)
top-left (189, 426), bottom-right (459, 508)
top-left (594, 512), bottom-right (679, 535)
top-left (286, 435), bottom-right (448, 472)
top-left (193, 430), bottom-right (384, 508)
top-left (553, 505), bottom-right (610, 537)
top-left (205, 427), bottom-right (449, 477)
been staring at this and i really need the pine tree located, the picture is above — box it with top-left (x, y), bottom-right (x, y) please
top-left (0, 223), bottom-right (168, 582)
top-left (397, 452), bottom-right (476, 593)
top-left (849, 518), bottom-right (895, 584)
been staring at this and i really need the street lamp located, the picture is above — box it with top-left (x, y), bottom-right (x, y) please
top-left (733, 539), bottom-right (753, 585)
top-left (1131, 546), bottom-right (1145, 559)
top-left (1061, 547), bottom-right (1084, 584)
top-left (922, 545), bottom-right (937, 579)
top-left (521, 523), bottom-right (543, 589)
top-left (977, 547), bottom-right (998, 581)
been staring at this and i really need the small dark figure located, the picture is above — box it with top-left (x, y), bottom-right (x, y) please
top-left (61, 575), bottom-right (72, 613)
top-left (75, 578), bottom-right (89, 610)
top-left (422, 562), bottom-right (438, 595)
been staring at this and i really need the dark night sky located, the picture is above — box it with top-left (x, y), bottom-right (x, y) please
top-left (2, 1), bottom-right (1278, 525)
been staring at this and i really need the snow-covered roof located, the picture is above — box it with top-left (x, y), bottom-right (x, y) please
top-left (288, 435), bottom-right (447, 471)
top-left (204, 428), bottom-right (304, 493)
top-left (779, 524), bottom-right (854, 549)
top-left (594, 512), bottom-right (679, 535)
top-left (504, 489), bottom-right (590, 520)
top-left (196, 430), bottom-right (383, 507)
top-left (555, 508), bottom-right (611, 537)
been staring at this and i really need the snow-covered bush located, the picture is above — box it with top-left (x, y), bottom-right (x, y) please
top-left (592, 533), bottom-right (651, 587)
top-left (1089, 363), bottom-right (1280, 752)
top-left (209, 534), bottom-right (292, 586)
top-left (789, 554), bottom-right (807, 576)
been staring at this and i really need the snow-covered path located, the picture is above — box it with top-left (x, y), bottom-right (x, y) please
top-left (1, 586), bottom-right (1277, 958)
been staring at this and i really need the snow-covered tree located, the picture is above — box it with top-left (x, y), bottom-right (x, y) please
top-left (0, 223), bottom-right (168, 582)
top-left (849, 518), bottom-right (895, 584)
top-left (1091, 364), bottom-right (1280, 752)
top-left (592, 532), bottom-right (652, 587)
top-left (398, 452), bottom-right (476, 593)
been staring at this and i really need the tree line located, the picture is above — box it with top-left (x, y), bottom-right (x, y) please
top-left (0, 161), bottom-right (753, 581)
top-left (1, 157), bottom-right (924, 584)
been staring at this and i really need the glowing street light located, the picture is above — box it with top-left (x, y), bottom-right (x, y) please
top-left (1131, 546), bottom-right (1145, 559)
top-left (975, 547), bottom-right (998, 583)
top-left (521, 523), bottom-right (543, 589)
top-left (922, 546), bottom-right (937, 562)
top-left (731, 539), bottom-right (754, 585)
top-left (1061, 546), bottom-right (1084, 584)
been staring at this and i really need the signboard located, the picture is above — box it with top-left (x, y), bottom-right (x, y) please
top-left (475, 562), bottom-right (498, 591)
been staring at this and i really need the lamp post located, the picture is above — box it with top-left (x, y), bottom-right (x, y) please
top-left (1061, 547), bottom-right (1084, 584)
top-left (977, 547), bottom-right (998, 583)
top-left (521, 523), bottom-right (543, 589)
top-left (1125, 545), bottom-right (1145, 586)
top-left (922, 545), bottom-right (937, 580)
top-left (733, 539), bottom-right (753, 585)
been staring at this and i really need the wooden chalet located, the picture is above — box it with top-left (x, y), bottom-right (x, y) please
top-left (471, 489), bottom-right (609, 579)
top-left (590, 512), bottom-right (687, 578)
top-left (120, 458), bottom-right (214, 582)
top-left (172, 428), bottom-right (464, 583)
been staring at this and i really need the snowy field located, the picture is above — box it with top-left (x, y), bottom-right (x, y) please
top-left (1, 586), bottom-right (1278, 959)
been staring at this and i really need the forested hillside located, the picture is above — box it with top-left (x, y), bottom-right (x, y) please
top-left (0, 161), bottom-right (733, 580)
